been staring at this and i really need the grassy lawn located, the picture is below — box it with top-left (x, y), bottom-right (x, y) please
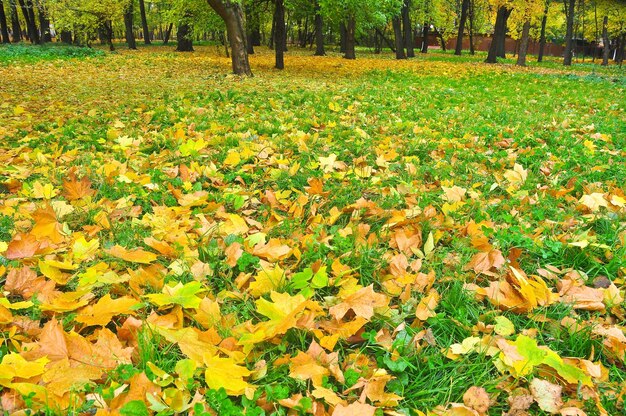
top-left (0, 45), bottom-right (624, 415)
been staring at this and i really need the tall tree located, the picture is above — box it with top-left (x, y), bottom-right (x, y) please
top-left (601, 14), bottom-right (609, 65)
top-left (9, 0), bottom-right (20, 42)
top-left (516, 19), bottom-right (531, 65)
top-left (0, 0), bottom-right (10, 43)
top-left (18, 0), bottom-right (39, 43)
top-left (421, 20), bottom-right (429, 53)
top-left (393, 14), bottom-right (406, 58)
top-left (176, 16), bottom-right (193, 51)
top-left (537, 1), bottom-right (550, 62)
top-left (344, 14), bottom-right (356, 59)
top-left (455, 0), bottom-right (470, 55)
top-left (563, 0), bottom-right (575, 65)
top-left (485, 5), bottom-right (511, 63)
top-left (124, 0), bottom-right (137, 49)
top-left (402, 0), bottom-right (414, 57)
top-left (37, 0), bottom-right (52, 42)
top-left (314, 1), bottom-right (325, 55)
top-left (274, 0), bottom-right (285, 69)
top-left (206, 0), bottom-right (252, 76)
top-left (138, 0), bottom-right (151, 44)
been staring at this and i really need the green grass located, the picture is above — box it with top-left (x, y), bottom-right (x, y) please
top-left (0, 43), bottom-right (105, 64)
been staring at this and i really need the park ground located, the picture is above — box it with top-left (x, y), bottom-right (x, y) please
top-left (0, 44), bottom-right (625, 415)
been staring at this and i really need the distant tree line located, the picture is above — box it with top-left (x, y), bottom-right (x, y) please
top-left (0, 0), bottom-right (625, 75)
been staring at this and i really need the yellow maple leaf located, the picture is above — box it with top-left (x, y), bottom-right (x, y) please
top-left (75, 295), bottom-right (139, 327)
top-left (203, 354), bottom-right (251, 395)
top-left (105, 245), bottom-right (158, 264)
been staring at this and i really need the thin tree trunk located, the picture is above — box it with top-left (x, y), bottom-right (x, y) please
top-left (516, 20), bottom-right (531, 66)
top-left (163, 22), bottom-right (173, 45)
top-left (206, 0), bottom-right (253, 76)
top-left (274, 0), bottom-right (285, 69)
top-left (421, 22), bottom-right (429, 53)
top-left (0, 0), bottom-right (10, 43)
top-left (393, 15), bottom-right (406, 59)
top-left (616, 33), bottom-right (625, 64)
top-left (402, 0), bottom-right (414, 57)
top-left (245, 5), bottom-right (255, 54)
top-left (468, 0), bottom-right (475, 55)
top-left (601, 16), bottom-right (609, 66)
top-left (176, 21), bottom-right (193, 51)
top-left (563, 0), bottom-right (575, 65)
top-left (314, 2), bottom-right (325, 56)
top-left (138, 0), bottom-right (151, 44)
top-left (455, 0), bottom-right (469, 55)
top-left (104, 20), bottom-right (114, 51)
top-left (124, 1), bottom-right (137, 49)
top-left (538, 2), bottom-right (549, 62)
top-left (344, 15), bottom-right (356, 59)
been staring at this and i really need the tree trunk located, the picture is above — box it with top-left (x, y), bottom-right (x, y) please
top-left (138, 0), bottom-right (151, 44)
top-left (468, 0), bottom-right (475, 54)
top-left (163, 22), bottom-right (173, 45)
top-left (206, 0), bottom-right (253, 76)
top-left (274, 0), bottom-right (285, 69)
top-left (393, 16), bottom-right (406, 59)
top-left (124, 1), bottom-right (137, 49)
top-left (9, 0), bottom-right (20, 42)
top-left (339, 21), bottom-right (347, 53)
top-left (314, 2), bottom-right (325, 56)
top-left (60, 30), bottom-right (72, 44)
top-left (343, 15), bottom-right (356, 59)
top-left (516, 20), bottom-right (531, 66)
top-left (245, 5), bottom-right (255, 54)
top-left (616, 33), bottom-right (625, 64)
top-left (485, 6), bottom-right (511, 63)
top-left (538, 2), bottom-right (549, 62)
top-left (176, 22), bottom-right (193, 52)
top-left (0, 0), bottom-right (10, 43)
top-left (455, 0), bottom-right (469, 55)
top-left (25, 0), bottom-right (39, 43)
top-left (17, 0), bottom-right (37, 43)
top-left (104, 20), bottom-right (114, 51)
top-left (402, 0), bottom-right (414, 57)
top-left (563, 0), bottom-right (575, 65)
top-left (601, 16), bottom-right (609, 66)
top-left (37, 1), bottom-right (51, 43)
top-left (421, 22), bottom-right (429, 53)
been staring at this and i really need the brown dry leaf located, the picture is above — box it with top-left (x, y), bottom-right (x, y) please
top-left (252, 239), bottom-right (292, 262)
top-left (143, 237), bottom-right (177, 258)
top-left (63, 173), bottom-right (95, 200)
top-left (329, 285), bottom-right (388, 321)
top-left (415, 290), bottom-right (440, 321)
top-left (5, 267), bottom-right (56, 301)
top-left (530, 378), bottom-right (563, 414)
top-left (465, 249), bottom-right (506, 276)
top-left (557, 279), bottom-right (605, 311)
top-left (289, 351), bottom-right (330, 387)
top-left (105, 245), bottom-right (158, 264)
top-left (225, 242), bottom-right (243, 267)
top-left (5, 233), bottom-right (41, 260)
top-left (463, 386), bottom-right (490, 414)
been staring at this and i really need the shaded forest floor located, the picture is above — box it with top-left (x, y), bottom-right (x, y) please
top-left (0, 46), bottom-right (625, 415)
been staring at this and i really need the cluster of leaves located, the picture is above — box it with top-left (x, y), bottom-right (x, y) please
top-left (0, 46), bottom-right (625, 416)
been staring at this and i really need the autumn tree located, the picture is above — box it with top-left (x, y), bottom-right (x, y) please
top-left (563, 0), bottom-right (575, 65)
top-left (319, 0), bottom-right (403, 59)
top-left (455, 0), bottom-right (470, 54)
top-left (206, 0), bottom-right (252, 75)
top-left (0, 0), bottom-right (10, 43)
top-left (138, 0), bottom-right (151, 44)
top-left (485, 1), bottom-right (513, 63)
